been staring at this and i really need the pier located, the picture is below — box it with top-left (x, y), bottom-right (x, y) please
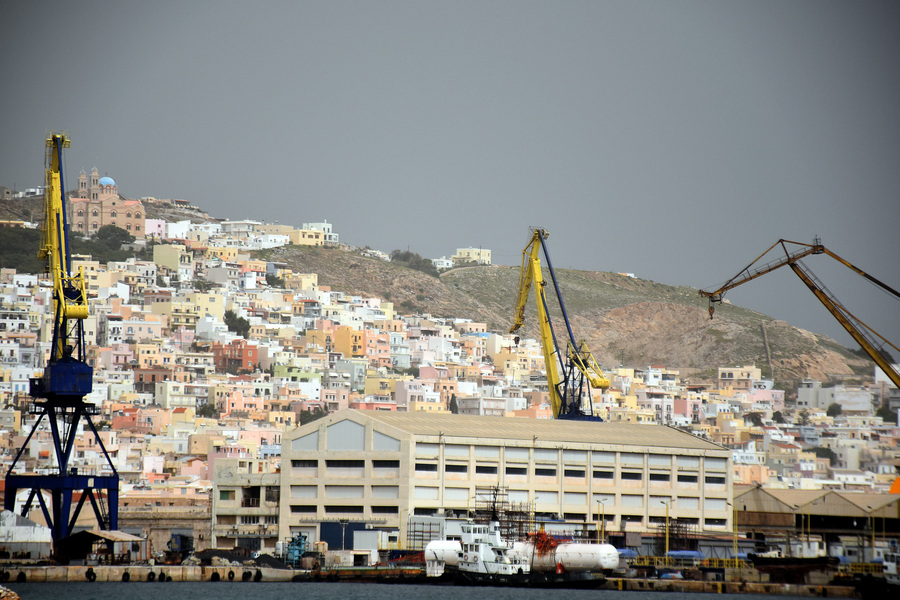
top-left (0, 565), bottom-right (861, 596)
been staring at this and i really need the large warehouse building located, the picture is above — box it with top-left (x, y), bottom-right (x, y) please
top-left (279, 410), bottom-right (733, 549)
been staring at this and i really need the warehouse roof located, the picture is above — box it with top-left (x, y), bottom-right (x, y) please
top-left (310, 410), bottom-right (726, 452)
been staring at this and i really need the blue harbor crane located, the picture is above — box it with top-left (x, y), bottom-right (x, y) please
top-left (3, 134), bottom-right (119, 540)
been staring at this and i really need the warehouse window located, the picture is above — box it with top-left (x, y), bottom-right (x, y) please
top-left (476, 465), bottom-right (498, 474)
top-left (593, 470), bottom-right (614, 479)
top-left (415, 463), bottom-right (438, 472)
top-left (291, 459), bottom-right (317, 468)
top-left (506, 466), bottom-right (527, 476)
top-left (535, 467), bottom-right (556, 477)
top-left (705, 476), bottom-right (726, 485)
top-left (290, 505), bottom-right (316, 513)
top-left (326, 459), bottom-right (364, 468)
top-left (373, 460), bottom-right (400, 468)
top-left (445, 464), bottom-right (468, 473)
top-left (677, 474), bottom-right (698, 483)
top-left (621, 471), bottom-right (643, 481)
top-left (325, 505), bottom-right (364, 514)
top-left (371, 506), bottom-right (399, 514)
top-left (564, 469), bottom-right (585, 478)
top-left (649, 473), bottom-right (671, 482)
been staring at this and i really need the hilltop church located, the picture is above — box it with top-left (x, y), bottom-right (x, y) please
top-left (68, 167), bottom-right (145, 238)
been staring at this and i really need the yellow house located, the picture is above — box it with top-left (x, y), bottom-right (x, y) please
top-left (187, 291), bottom-right (225, 322)
top-left (135, 343), bottom-right (161, 369)
top-left (285, 272), bottom-right (318, 292)
top-left (152, 243), bottom-right (188, 272)
top-left (452, 247), bottom-right (492, 265)
top-left (150, 300), bottom-right (200, 332)
top-left (288, 229), bottom-right (325, 246)
top-left (333, 326), bottom-right (364, 359)
top-left (207, 246), bottom-right (239, 262)
top-left (364, 372), bottom-right (412, 397)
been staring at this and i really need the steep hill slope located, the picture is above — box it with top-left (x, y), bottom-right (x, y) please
top-left (266, 245), bottom-right (871, 392)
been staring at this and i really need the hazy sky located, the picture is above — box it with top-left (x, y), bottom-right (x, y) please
top-left (3, 1), bottom-right (898, 351)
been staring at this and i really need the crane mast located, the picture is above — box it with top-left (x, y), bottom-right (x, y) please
top-left (4, 134), bottom-right (119, 541)
top-left (699, 238), bottom-right (900, 390)
top-left (510, 228), bottom-right (609, 420)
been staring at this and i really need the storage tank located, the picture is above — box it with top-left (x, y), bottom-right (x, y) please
top-left (511, 542), bottom-right (619, 571)
top-left (424, 540), bottom-right (461, 566)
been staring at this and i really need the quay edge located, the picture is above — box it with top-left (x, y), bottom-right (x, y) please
top-left (0, 566), bottom-right (864, 596)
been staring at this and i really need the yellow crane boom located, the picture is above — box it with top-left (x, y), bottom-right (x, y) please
top-left (699, 238), bottom-right (900, 389)
top-left (511, 228), bottom-right (609, 420)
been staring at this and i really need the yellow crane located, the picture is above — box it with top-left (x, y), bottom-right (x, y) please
top-left (5, 133), bottom-right (119, 540)
top-left (510, 228), bottom-right (609, 420)
top-left (699, 238), bottom-right (900, 389)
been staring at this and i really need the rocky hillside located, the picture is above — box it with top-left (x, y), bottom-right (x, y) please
top-left (0, 194), bottom-right (43, 223)
top-left (265, 245), bottom-right (871, 393)
top-left (1, 193), bottom-right (870, 393)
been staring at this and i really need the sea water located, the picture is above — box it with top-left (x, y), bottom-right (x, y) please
top-left (4, 581), bottom-right (799, 600)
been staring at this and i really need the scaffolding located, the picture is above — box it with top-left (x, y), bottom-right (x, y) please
top-left (472, 486), bottom-right (534, 542)
top-left (653, 517), bottom-right (701, 555)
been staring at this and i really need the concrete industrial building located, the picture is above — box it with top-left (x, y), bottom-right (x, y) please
top-left (279, 410), bottom-right (733, 550)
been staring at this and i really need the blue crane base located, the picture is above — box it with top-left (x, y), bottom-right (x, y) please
top-left (4, 474), bottom-right (119, 541)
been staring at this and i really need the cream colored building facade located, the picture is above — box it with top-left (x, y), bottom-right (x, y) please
top-left (452, 247), bottom-right (492, 265)
top-left (279, 410), bottom-right (733, 547)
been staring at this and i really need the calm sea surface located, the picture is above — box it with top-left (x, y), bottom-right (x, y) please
top-left (4, 582), bottom-right (800, 600)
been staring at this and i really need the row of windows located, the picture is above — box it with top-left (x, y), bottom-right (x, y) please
top-left (408, 508), bottom-right (726, 528)
top-left (290, 504), bottom-right (399, 514)
top-left (75, 209), bottom-right (142, 219)
top-left (291, 459), bottom-right (402, 469)
top-left (75, 221), bottom-right (141, 231)
top-left (413, 463), bottom-right (725, 484)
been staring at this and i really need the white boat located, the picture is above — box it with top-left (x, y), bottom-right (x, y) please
top-left (425, 520), bottom-right (529, 581)
top-left (884, 549), bottom-right (900, 588)
top-left (425, 520), bottom-right (618, 586)
top-left (456, 520), bottom-right (531, 581)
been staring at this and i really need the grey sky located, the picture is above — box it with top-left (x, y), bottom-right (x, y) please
top-left (2, 1), bottom-right (898, 351)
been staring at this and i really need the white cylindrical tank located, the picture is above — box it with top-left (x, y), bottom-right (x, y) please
top-left (511, 542), bottom-right (619, 572)
top-left (424, 540), bottom-right (461, 566)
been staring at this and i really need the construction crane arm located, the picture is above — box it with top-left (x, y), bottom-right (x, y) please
top-left (33, 133), bottom-right (91, 399)
top-left (510, 230), bottom-right (565, 417)
top-left (699, 238), bottom-right (900, 389)
top-left (510, 228), bottom-right (609, 420)
top-left (699, 239), bottom-right (820, 307)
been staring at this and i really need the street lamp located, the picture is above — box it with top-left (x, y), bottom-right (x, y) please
top-left (596, 498), bottom-right (607, 543)
top-left (660, 499), bottom-right (674, 562)
top-left (866, 506), bottom-right (875, 563)
top-left (339, 519), bottom-right (349, 551)
top-left (727, 502), bottom-right (737, 558)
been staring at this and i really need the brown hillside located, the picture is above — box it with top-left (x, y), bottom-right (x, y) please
top-left (265, 245), bottom-right (872, 393)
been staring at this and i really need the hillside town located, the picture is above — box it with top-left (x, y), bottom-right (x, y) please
top-left (0, 174), bottom-right (898, 567)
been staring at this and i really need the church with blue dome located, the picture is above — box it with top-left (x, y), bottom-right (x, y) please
top-left (68, 167), bottom-right (144, 238)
